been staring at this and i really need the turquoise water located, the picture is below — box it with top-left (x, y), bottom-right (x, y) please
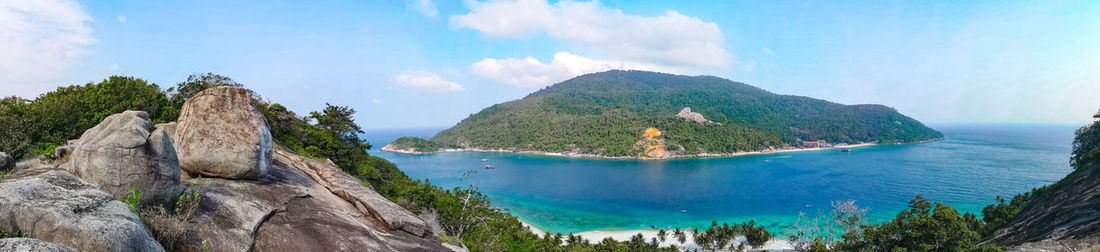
top-left (364, 124), bottom-right (1076, 234)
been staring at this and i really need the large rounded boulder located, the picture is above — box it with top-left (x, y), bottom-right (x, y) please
top-left (70, 110), bottom-right (180, 204)
top-left (175, 86), bottom-right (272, 179)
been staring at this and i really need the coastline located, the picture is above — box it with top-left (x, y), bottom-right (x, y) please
top-left (519, 219), bottom-right (795, 251)
top-left (381, 141), bottom-right (890, 160)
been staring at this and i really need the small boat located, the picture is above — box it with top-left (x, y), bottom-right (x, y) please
top-left (481, 159), bottom-right (489, 162)
top-left (839, 148), bottom-right (851, 152)
top-left (680, 209), bottom-right (687, 213)
top-left (764, 160), bottom-right (770, 163)
top-left (484, 165), bottom-right (495, 169)
top-left (650, 225), bottom-right (658, 229)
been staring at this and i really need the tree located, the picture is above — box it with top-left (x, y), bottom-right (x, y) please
top-left (674, 228), bottom-right (686, 244)
top-left (840, 195), bottom-right (984, 251)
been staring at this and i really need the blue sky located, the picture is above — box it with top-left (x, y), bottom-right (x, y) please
top-left (3, 0), bottom-right (1099, 129)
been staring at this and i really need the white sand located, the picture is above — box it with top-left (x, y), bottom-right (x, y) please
top-left (521, 220), bottom-right (795, 251)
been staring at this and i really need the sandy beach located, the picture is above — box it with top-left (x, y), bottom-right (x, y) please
top-left (520, 220), bottom-right (795, 251)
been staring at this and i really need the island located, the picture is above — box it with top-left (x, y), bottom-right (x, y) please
top-left (385, 70), bottom-right (943, 159)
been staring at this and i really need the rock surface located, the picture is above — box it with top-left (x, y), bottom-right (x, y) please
top-left (69, 110), bottom-right (180, 204)
top-left (676, 107), bottom-right (720, 125)
top-left (0, 238), bottom-right (77, 252)
top-left (0, 169), bottom-right (164, 252)
top-left (275, 148), bottom-right (429, 236)
top-left (633, 128), bottom-right (670, 159)
top-left (154, 147), bottom-right (449, 251)
top-left (0, 151), bottom-right (12, 170)
top-left (175, 86), bottom-right (272, 179)
top-left (986, 161), bottom-right (1100, 251)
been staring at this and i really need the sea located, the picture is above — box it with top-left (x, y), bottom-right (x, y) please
top-left (362, 124), bottom-right (1078, 235)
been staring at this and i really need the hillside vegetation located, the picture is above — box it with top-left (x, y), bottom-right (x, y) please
top-left (428, 70), bottom-right (942, 157)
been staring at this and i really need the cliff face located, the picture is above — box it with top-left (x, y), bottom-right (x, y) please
top-left (987, 162), bottom-right (1100, 251)
top-left (986, 119), bottom-right (1100, 251)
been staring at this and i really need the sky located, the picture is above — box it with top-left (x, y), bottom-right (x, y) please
top-left (2, 0), bottom-right (1099, 129)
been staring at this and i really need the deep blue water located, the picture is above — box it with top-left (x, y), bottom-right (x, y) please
top-left (362, 124), bottom-right (1077, 234)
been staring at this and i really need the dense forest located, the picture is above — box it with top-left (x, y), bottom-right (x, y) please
top-left (386, 136), bottom-right (458, 153)
top-left (428, 70), bottom-right (943, 157)
top-left (8, 73), bottom-right (1098, 251)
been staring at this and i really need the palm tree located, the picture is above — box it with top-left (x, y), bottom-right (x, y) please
top-left (675, 228), bottom-right (686, 244)
top-left (658, 228), bottom-right (667, 243)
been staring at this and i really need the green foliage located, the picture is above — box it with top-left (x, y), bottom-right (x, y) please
top-left (839, 195), bottom-right (987, 252)
top-left (387, 136), bottom-right (455, 153)
top-left (175, 186), bottom-right (202, 217)
top-left (431, 70), bottom-right (942, 157)
top-left (1072, 120), bottom-right (1100, 169)
top-left (0, 77), bottom-right (174, 160)
top-left (0, 230), bottom-right (24, 238)
top-left (125, 188), bottom-right (142, 214)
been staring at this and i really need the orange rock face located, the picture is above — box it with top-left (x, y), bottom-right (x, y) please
top-left (634, 127), bottom-right (670, 159)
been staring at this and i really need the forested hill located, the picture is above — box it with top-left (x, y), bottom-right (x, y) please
top-left (423, 70), bottom-right (942, 158)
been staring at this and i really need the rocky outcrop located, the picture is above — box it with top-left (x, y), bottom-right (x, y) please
top-left (0, 238), bottom-right (77, 252)
top-left (275, 148), bottom-right (429, 236)
top-left (985, 161), bottom-right (1100, 251)
top-left (175, 86), bottom-right (272, 179)
top-left (676, 107), bottom-right (719, 125)
top-left (633, 128), bottom-right (670, 159)
top-left (69, 111), bottom-right (180, 205)
top-left (0, 151), bottom-right (12, 170)
top-left (0, 169), bottom-right (163, 252)
top-left (157, 148), bottom-right (448, 251)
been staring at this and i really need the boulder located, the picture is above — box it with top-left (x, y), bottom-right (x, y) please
top-left (0, 169), bottom-right (164, 252)
top-left (276, 148), bottom-right (429, 236)
top-left (0, 238), bottom-right (77, 252)
top-left (174, 86), bottom-right (272, 179)
top-left (0, 151), bottom-right (12, 170)
top-left (152, 148), bottom-right (449, 251)
top-left (676, 107), bottom-right (719, 125)
top-left (69, 110), bottom-right (180, 205)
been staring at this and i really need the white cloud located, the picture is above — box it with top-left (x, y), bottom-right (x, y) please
top-left (371, 98), bottom-right (385, 104)
top-left (394, 71), bottom-right (464, 92)
top-left (109, 64), bottom-right (119, 72)
top-left (116, 15), bottom-right (126, 22)
top-left (0, 0), bottom-right (96, 96)
top-left (469, 51), bottom-right (671, 88)
top-left (451, 0), bottom-right (731, 67)
top-left (408, 0), bottom-right (438, 18)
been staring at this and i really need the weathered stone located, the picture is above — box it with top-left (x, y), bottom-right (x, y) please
top-left (69, 110), bottom-right (180, 205)
top-left (175, 86), bottom-right (272, 179)
top-left (155, 149), bottom-right (450, 252)
top-left (0, 169), bottom-right (164, 252)
top-left (676, 107), bottom-right (719, 125)
top-left (0, 151), bottom-right (12, 170)
top-left (0, 238), bottom-right (77, 252)
top-left (987, 161), bottom-right (1100, 251)
top-left (275, 148), bottom-right (429, 236)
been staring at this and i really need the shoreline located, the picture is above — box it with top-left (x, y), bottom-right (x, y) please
top-left (519, 219), bottom-right (795, 251)
top-left (381, 141), bottom-right (897, 160)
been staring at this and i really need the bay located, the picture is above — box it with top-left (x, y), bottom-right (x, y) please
top-left (363, 124), bottom-right (1076, 234)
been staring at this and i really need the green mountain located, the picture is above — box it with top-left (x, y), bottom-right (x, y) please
top-left (402, 70), bottom-right (942, 158)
